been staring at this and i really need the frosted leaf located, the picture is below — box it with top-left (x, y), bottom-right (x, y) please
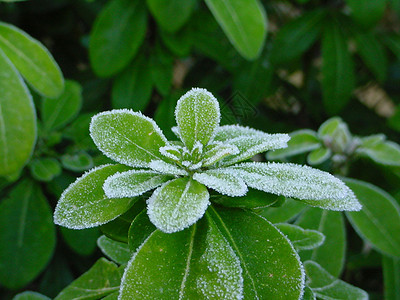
top-left (202, 142), bottom-right (239, 167)
top-left (103, 170), bottom-right (172, 198)
top-left (175, 88), bottom-right (220, 149)
top-left (215, 125), bottom-right (289, 144)
top-left (227, 162), bottom-right (362, 211)
top-left (275, 223), bottom-right (325, 251)
top-left (191, 215), bottom-right (243, 300)
top-left (193, 169), bottom-right (248, 197)
top-left (220, 134), bottom-right (290, 165)
top-left (147, 177), bottom-right (210, 233)
top-left (149, 160), bottom-right (188, 176)
top-left (159, 145), bottom-right (182, 161)
top-left (97, 235), bottom-right (131, 265)
top-left (171, 126), bottom-right (181, 139)
top-left (307, 147), bottom-right (331, 166)
top-left (304, 261), bottom-right (368, 300)
top-left (90, 109), bottom-right (167, 168)
top-left (54, 164), bottom-right (136, 229)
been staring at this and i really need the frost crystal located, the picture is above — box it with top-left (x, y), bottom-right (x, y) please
top-left (202, 142), bottom-right (239, 166)
top-left (193, 169), bottom-right (248, 197)
top-left (149, 160), bottom-right (188, 176)
top-left (196, 219), bottom-right (244, 300)
top-left (103, 170), bottom-right (172, 198)
top-left (147, 178), bottom-right (210, 233)
top-left (227, 162), bottom-right (360, 210)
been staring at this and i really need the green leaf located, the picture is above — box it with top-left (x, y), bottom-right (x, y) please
top-left (321, 19), bottom-right (355, 114)
top-left (160, 27), bottom-right (192, 57)
top-left (270, 9), bottom-right (324, 65)
top-left (356, 141), bottom-right (400, 166)
top-left (275, 223), bottom-right (325, 251)
top-left (213, 189), bottom-right (282, 209)
top-left (0, 22), bottom-right (64, 98)
top-left (97, 235), bottom-right (131, 265)
top-left (150, 45), bottom-right (173, 96)
top-left (55, 258), bottom-right (121, 300)
top-left (89, 0), bottom-right (147, 77)
top-left (111, 55), bottom-right (153, 111)
top-left (103, 170), bottom-right (172, 198)
top-left (41, 80), bottom-right (82, 131)
top-left (304, 261), bottom-right (368, 299)
top-left (229, 162), bottom-right (361, 211)
top-left (54, 164), bottom-right (137, 229)
top-left (204, 0), bottom-right (267, 60)
top-left (354, 31), bottom-right (387, 82)
top-left (302, 286), bottom-right (316, 300)
top-left (344, 178), bottom-right (400, 257)
top-left (61, 151), bottom-right (93, 172)
top-left (267, 129), bottom-right (321, 160)
top-left (360, 134), bottom-right (386, 148)
top-left (296, 208), bottom-right (346, 277)
top-left (382, 34), bottom-right (400, 61)
top-left (346, 0), bottom-right (386, 28)
top-left (13, 291), bottom-right (50, 300)
top-left (63, 113), bottom-right (96, 150)
top-left (60, 227), bottom-right (100, 256)
top-left (382, 255), bottom-right (400, 300)
top-left (307, 147), bottom-right (331, 165)
top-left (128, 209), bottom-right (156, 251)
top-left (193, 169), bottom-right (248, 197)
top-left (147, 177), bottom-right (210, 233)
top-left (209, 206), bottom-right (305, 299)
top-left (90, 110), bottom-right (168, 168)
top-left (214, 125), bottom-right (290, 165)
top-left (0, 48), bottom-right (36, 177)
top-left (29, 157), bottom-right (61, 182)
top-left (146, 0), bottom-right (196, 33)
top-left (202, 142), bottom-right (239, 166)
top-left (120, 215), bottom-right (243, 299)
top-left (175, 88), bottom-right (220, 149)
top-left (0, 180), bottom-right (56, 289)
top-left (101, 200), bottom-right (146, 243)
top-left (260, 199), bottom-right (307, 223)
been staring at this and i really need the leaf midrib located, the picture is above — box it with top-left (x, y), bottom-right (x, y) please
top-left (0, 102), bottom-right (8, 169)
top-left (208, 206), bottom-right (259, 299)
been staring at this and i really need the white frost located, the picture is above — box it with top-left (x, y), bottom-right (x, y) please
top-left (147, 178), bottom-right (210, 233)
top-left (226, 162), bottom-right (362, 211)
top-left (103, 169), bottom-right (171, 198)
top-left (193, 169), bottom-right (248, 197)
top-left (202, 142), bottom-right (239, 167)
top-left (149, 160), bottom-right (188, 176)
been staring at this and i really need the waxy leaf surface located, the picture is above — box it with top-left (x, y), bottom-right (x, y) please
top-left (209, 206), bottom-right (305, 299)
top-left (55, 258), bottom-right (121, 300)
top-left (276, 223), bottom-right (325, 251)
top-left (204, 0), bottom-right (267, 60)
top-left (296, 208), bottom-right (346, 277)
top-left (0, 22), bottom-right (64, 97)
top-left (120, 217), bottom-right (243, 299)
top-left (304, 261), bottom-right (368, 299)
top-left (0, 180), bottom-right (55, 289)
top-left (89, 0), bottom-right (147, 77)
top-left (97, 235), bottom-right (131, 265)
top-left (345, 178), bottom-right (400, 257)
top-left (0, 49), bottom-right (36, 177)
top-left (41, 80), bottom-right (82, 131)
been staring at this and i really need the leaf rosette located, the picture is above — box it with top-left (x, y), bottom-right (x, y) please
top-left (54, 87), bottom-right (362, 299)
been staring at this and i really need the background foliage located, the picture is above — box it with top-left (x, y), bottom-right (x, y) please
top-left (0, 0), bottom-right (400, 299)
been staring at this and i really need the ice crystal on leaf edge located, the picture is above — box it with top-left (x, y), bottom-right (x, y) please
top-left (54, 87), bottom-right (362, 235)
